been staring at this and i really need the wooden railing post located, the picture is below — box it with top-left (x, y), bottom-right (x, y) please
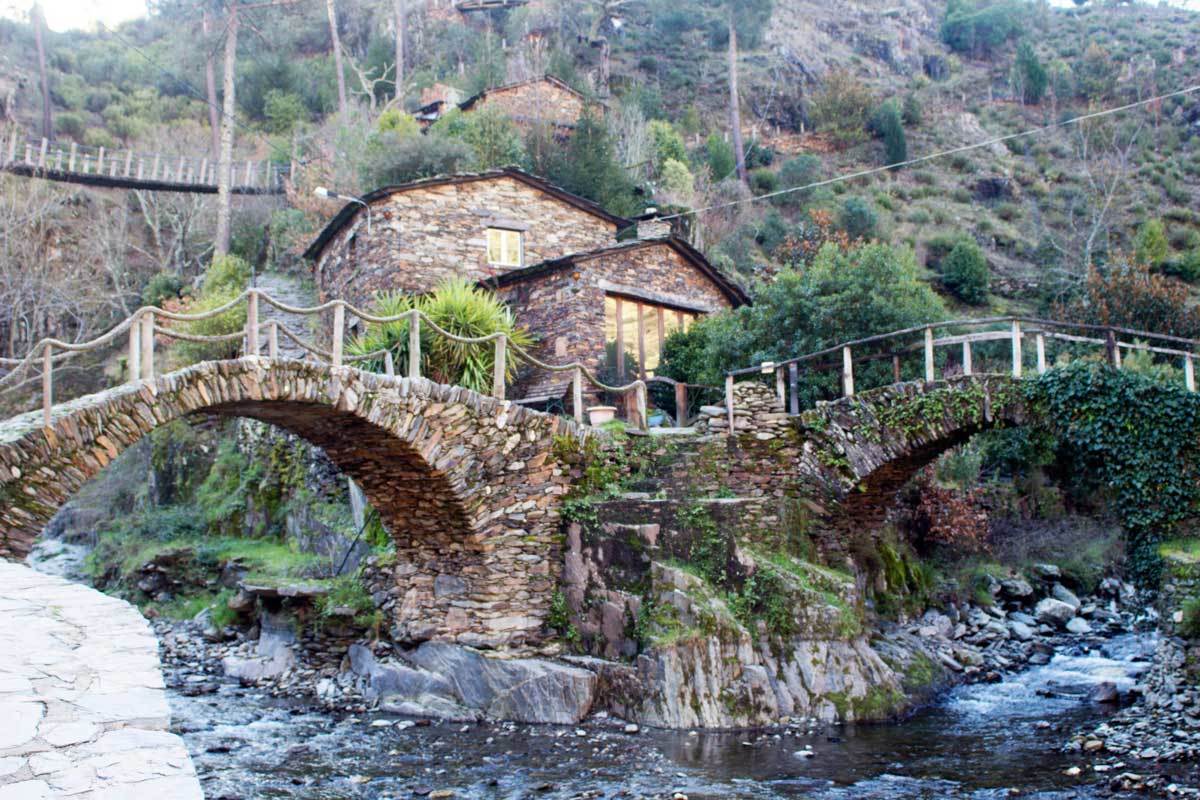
top-left (787, 362), bottom-right (799, 415)
top-left (38, 137), bottom-right (47, 168)
top-left (1011, 320), bottom-right (1022, 378)
top-left (1036, 333), bottom-right (1046, 374)
top-left (68, 142), bottom-right (77, 172)
top-left (128, 315), bottom-right (142, 381)
top-left (268, 321), bottom-right (279, 360)
top-left (841, 346), bottom-right (854, 397)
top-left (775, 366), bottom-right (786, 407)
top-left (330, 302), bottom-right (344, 367)
top-left (383, 350), bottom-right (395, 377)
top-left (1187, 355), bottom-right (1196, 393)
top-left (725, 374), bottom-right (735, 433)
top-left (42, 343), bottom-right (52, 428)
top-left (675, 381), bottom-right (688, 428)
top-left (1105, 328), bottom-right (1119, 368)
top-left (245, 289), bottom-right (259, 357)
top-left (962, 340), bottom-right (973, 376)
top-left (407, 310), bottom-right (421, 379)
top-left (573, 367), bottom-right (584, 425)
top-left (492, 335), bottom-right (507, 399)
top-left (635, 381), bottom-right (648, 432)
top-left (924, 326), bottom-right (935, 382)
top-left (892, 353), bottom-right (901, 383)
top-left (140, 310), bottom-right (155, 379)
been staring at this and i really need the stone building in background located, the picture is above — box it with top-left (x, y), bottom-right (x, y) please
top-left (416, 75), bottom-right (597, 131)
top-left (304, 168), bottom-right (748, 411)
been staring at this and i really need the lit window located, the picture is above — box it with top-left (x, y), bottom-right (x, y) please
top-left (487, 228), bottom-right (523, 267)
top-left (603, 294), bottom-right (698, 378)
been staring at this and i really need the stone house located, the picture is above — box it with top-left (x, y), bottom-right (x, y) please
top-left (304, 168), bottom-right (748, 409)
top-left (416, 75), bottom-right (594, 131)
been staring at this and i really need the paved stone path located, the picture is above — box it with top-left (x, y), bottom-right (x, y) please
top-left (0, 561), bottom-right (202, 799)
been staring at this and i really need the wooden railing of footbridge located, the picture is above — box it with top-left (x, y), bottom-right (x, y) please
top-left (0, 291), bottom-right (654, 430)
top-left (726, 317), bottom-right (1200, 430)
top-left (1, 131), bottom-right (288, 195)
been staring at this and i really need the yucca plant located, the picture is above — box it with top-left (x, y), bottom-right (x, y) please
top-left (346, 279), bottom-right (534, 394)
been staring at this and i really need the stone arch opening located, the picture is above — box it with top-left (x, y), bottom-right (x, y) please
top-left (0, 360), bottom-right (577, 650)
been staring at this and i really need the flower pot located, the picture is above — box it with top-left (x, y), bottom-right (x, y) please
top-left (587, 406), bottom-right (617, 426)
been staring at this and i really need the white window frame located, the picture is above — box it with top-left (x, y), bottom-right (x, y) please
top-left (486, 227), bottom-right (524, 267)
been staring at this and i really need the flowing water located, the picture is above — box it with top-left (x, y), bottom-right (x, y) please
top-left (165, 635), bottom-right (1156, 800)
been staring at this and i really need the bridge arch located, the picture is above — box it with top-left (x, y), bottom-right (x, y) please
top-left (0, 359), bottom-right (578, 650)
top-left (797, 375), bottom-right (1031, 529)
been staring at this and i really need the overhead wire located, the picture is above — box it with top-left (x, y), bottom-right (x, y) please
top-left (655, 83), bottom-right (1200, 222)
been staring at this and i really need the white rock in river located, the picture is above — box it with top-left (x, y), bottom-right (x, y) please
top-left (1065, 616), bottom-right (1092, 634)
top-left (1035, 598), bottom-right (1077, 628)
top-left (1008, 620), bottom-right (1035, 641)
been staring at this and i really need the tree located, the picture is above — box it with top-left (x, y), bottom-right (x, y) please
top-left (393, 0), bottom-right (406, 100)
top-left (809, 69), bottom-right (874, 146)
top-left (460, 107), bottom-right (525, 170)
top-left (1012, 41), bottom-right (1047, 105)
top-left (774, 155), bottom-right (821, 207)
top-left (648, 120), bottom-right (686, 173)
top-left (31, 3), bottom-right (52, 141)
top-left (941, 239), bottom-right (990, 304)
top-left (871, 99), bottom-right (907, 168)
top-left (1134, 219), bottom-right (1169, 269)
top-left (660, 241), bottom-right (945, 390)
top-left (940, 0), bottom-right (1023, 58)
top-left (326, 0), bottom-right (348, 117)
top-left (214, 1), bottom-right (239, 258)
top-left (705, 134), bottom-right (736, 181)
top-left (838, 196), bottom-right (877, 239)
top-left (550, 111), bottom-right (639, 216)
top-left (1057, 259), bottom-right (1200, 340)
top-left (202, 7), bottom-right (220, 157)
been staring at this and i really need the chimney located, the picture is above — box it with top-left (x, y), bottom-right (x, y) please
top-left (635, 207), bottom-right (674, 239)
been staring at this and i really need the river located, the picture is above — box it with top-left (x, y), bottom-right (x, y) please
top-left (164, 634), bottom-right (1155, 799)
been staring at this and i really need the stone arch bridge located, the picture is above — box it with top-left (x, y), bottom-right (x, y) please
top-left (0, 358), bottom-right (580, 650)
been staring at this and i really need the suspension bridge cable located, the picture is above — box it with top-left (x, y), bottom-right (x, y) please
top-left (654, 84), bottom-right (1200, 223)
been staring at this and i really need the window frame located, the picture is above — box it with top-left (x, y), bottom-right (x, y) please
top-left (486, 227), bottom-right (524, 268)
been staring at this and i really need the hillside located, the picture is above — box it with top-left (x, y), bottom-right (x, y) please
top-left (1, 0), bottom-right (1199, 381)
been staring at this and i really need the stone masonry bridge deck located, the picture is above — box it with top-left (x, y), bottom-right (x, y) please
top-left (0, 358), bottom-right (583, 651)
top-left (0, 560), bottom-right (202, 799)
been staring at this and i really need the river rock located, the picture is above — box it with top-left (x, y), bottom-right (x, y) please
top-left (1065, 617), bottom-right (1092, 634)
top-left (1032, 563), bottom-right (1063, 580)
top-left (1008, 620), bottom-right (1035, 641)
top-left (1000, 577), bottom-right (1034, 600)
top-left (1090, 682), bottom-right (1119, 703)
top-left (1052, 584), bottom-right (1082, 611)
top-left (404, 642), bottom-right (597, 724)
top-left (1035, 598), bottom-right (1077, 628)
top-left (1009, 611), bottom-right (1037, 626)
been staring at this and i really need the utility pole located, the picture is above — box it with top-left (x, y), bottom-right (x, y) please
top-left (31, 3), bottom-right (52, 141)
top-left (326, 0), bottom-right (347, 116)
top-left (393, 0), bottom-right (405, 101)
top-left (203, 7), bottom-right (221, 158)
top-left (214, 0), bottom-right (239, 258)
top-left (727, 5), bottom-right (747, 184)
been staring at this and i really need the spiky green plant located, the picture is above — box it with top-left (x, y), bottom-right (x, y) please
top-left (346, 279), bottom-right (534, 394)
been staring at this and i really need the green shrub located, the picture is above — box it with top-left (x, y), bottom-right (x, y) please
top-left (838, 196), bottom-right (878, 239)
top-left (142, 272), bottom-right (184, 307)
top-left (749, 167), bottom-right (779, 195)
top-left (648, 119), bottom-right (687, 173)
top-left (941, 0), bottom-right (1023, 57)
top-left (361, 131), bottom-right (471, 187)
top-left (1180, 596), bottom-right (1200, 639)
top-left (941, 239), bottom-right (990, 304)
top-left (83, 127), bottom-right (117, 149)
top-left (871, 99), bottom-right (907, 168)
top-left (775, 155), bottom-right (821, 207)
top-left (346, 279), bottom-right (534, 393)
top-left (810, 68), bottom-right (874, 146)
top-left (459, 106), bottom-right (525, 170)
top-left (705, 133), bottom-right (736, 181)
top-left (902, 93), bottom-right (922, 126)
top-left (263, 89), bottom-right (307, 134)
top-left (55, 112), bottom-right (86, 139)
top-left (1012, 40), bottom-right (1047, 104)
top-left (1135, 219), bottom-right (1170, 269)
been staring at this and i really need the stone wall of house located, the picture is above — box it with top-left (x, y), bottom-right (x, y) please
top-left (314, 176), bottom-right (618, 307)
top-left (472, 79), bottom-right (587, 127)
top-left (501, 241), bottom-right (739, 403)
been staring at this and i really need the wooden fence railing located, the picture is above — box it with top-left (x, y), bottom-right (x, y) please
top-left (0, 290), bottom-right (651, 430)
top-left (727, 316), bottom-right (1200, 425)
top-left (1, 131), bottom-right (288, 194)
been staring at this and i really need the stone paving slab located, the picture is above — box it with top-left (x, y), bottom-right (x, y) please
top-left (0, 562), bottom-right (203, 800)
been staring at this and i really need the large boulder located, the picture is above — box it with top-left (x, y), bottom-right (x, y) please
top-left (405, 642), bottom-right (597, 725)
top-left (1035, 597), bottom-right (1077, 628)
top-left (999, 577), bottom-right (1034, 601)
